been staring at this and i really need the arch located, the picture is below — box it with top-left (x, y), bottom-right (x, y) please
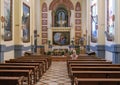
top-left (75, 2), bottom-right (81, 11)
top-left (42, 2), bottom-right (47, 12)
top-left (49, 0), bottom-right (74, 10)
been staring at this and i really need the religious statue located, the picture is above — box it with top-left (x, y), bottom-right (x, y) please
top-left (57, 12), bottom-right (66, 27)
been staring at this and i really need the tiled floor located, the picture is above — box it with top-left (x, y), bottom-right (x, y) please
top-left (36, 62), bottom-right (71, 85)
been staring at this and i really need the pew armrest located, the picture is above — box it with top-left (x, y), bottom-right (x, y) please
top-left (86, 51), bottom-right (96, 55)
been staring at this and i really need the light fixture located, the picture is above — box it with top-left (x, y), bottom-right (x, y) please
top-left (0, 16), bottom-right (5, 28)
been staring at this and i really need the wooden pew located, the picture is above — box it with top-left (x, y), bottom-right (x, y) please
top-left (67, 61), bottom-right (112, 72)
top-left (77, 56), bottom-right (99, 59)
top-left (0, 69), bottom-right (32, 85)
top-left (0, 65), bottom-right (37, 84)
top-left (69, 63), bottom-right (120, 67)
top-left (13, 58), bottom-right (49, 69)
top-left (21, 55), bottom-right (52, 67)
top-left (67, 61), bottom-right (112, 64)
top-left (0, 76), bottom-right (24, 85)
top-left (67, 59), bottom-right (106, 61)
top-left (71, 71), bottom-right (120, 85)
top-left (6, 60), bottom-right (46, 73)
top-left (74, 78), bottom-right (120, 85)
top-left (0, 63), bottom-right (42, 79)
top-left (70, 66), bottom-right (120, 71)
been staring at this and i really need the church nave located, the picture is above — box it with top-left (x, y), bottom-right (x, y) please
top-left (36, 62), bottom-right (71, 85)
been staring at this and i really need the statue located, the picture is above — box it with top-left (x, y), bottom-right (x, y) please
top-left (57, 12), bottom-right (66, 27)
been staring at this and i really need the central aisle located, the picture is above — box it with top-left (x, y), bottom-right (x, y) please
top-left (36, 62), bottom-right (71, 85)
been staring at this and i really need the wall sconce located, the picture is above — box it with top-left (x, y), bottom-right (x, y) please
top-left (0, 16), bottom-right (5, 28)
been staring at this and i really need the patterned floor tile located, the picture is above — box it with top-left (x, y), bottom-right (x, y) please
top-left (36, 62), bottom-right (71, 85)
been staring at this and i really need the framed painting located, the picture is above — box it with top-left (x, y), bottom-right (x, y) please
top-left (91, 0), bottom-right (98, 43)
top-left (53, 32), bottom-right (70, 45)
top-left (42, 13), bottom-right (47, 18)
top-left (22, 3), bottom-right (30, 42)
top-left (4, 0), bottom-right (12, 41)
top-left (42, 20), bottom-right (47, 25)
top-left (42, 26), bottom-right (47, 31)
top-left (42, 33), bottom-right (48, 38)
top-left (75, 26), bottom-right (81, 31)
top-left (75, 32), bottom-right (81, 38)
top-left (75, 13), bottom-right (81, 18)
top-left (75, 19), bottom-right (81, 25)
top-left (42, 39), bottom-right (47, 44)
top-left (105, 0), bottom-right (115, 41)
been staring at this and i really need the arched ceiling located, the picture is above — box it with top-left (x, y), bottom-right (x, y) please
top-left (49, 0), bottom-right (74, 10)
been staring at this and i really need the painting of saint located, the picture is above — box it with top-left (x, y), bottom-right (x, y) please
top-left (22, 3), bottom-right (30, 42)
top-left (91, 0), bottom-right (98, 43)
top-left (105, 0), bottom-right (115, 41)
top-left (4, 0), bottom-right (12, 41)
top-left (57, 12), bottom-right (66, 27)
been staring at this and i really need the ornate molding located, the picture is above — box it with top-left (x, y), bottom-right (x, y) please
top-left (51, 27), bottom-right (71, 32)
top-left (49, 0), bottom-right (74, 10)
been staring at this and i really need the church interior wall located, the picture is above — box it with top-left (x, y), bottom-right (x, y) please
top-left (0, 0), bottom-right (35, 62)
top-left (36, 0), bottom-right (87, 54)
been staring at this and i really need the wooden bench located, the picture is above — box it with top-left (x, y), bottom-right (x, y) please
top-left (69, 66), bottom-right (120, 75)
top-left (74, 78), bottom-right (120, 85)
top-left (0, 65), bottom-right (37, 84)
top-left (6, 60), bottom-right (46, 73)
top-left (71, 71), bottom-right (120, 85)
top-left (87, 51), bottom-right (96, 56)
top-left (77, 55), bottom-right (99, 59)
top-left (0, 76), bottom-right (24, 85)
top-left (70, 66), bottom-right (120, 71)
top-left (0, 63), bottom-right (43, 79)
top-left (14, 58), bottom-right (49, 69)
top-left (21, 55), bottom-right (52, 67)
top-left (68, 59), bottom-right (106, 61)
top-left (68, 61), bottom-right (112, 64)
top-left (0, 69), bottom-right (32, 85)
top-left (67, 61), bottom-right (112, 71)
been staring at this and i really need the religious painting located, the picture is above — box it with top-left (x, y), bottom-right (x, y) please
top-left (91, 0), bottom-right (98, 43)
top-left (105, 0), bottom-right (115, 41)
top-left (75, 26), bottom-right (81, 31)
top-left (4, 0), bottom-right (12, 41)
top-left (22, 3), bottom-right (30, 42)
top-left (42, 13), bottom-right (47, 18)
top-left (42, 26), bottom-right (47, 31)
top-left (42, 33), bottom-right (48, 38)
top-left (42, 39), bottom-right (47, 44)
top-left (75, 19), bottom-right (81, 25)
top-left (53, 32), bottom-right (70, 45)
top-left (75, 13), bottom-right (81, 18)
top-left (55, 7), bottom-right (68, 27)
top-left (42, 20), bottom-right (47, 25)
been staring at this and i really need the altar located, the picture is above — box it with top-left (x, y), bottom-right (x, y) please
top-left (52, 46), bottom-right (69, 56)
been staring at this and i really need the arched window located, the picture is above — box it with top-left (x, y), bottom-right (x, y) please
top-left (55, 7), bottom-right (68, 27)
